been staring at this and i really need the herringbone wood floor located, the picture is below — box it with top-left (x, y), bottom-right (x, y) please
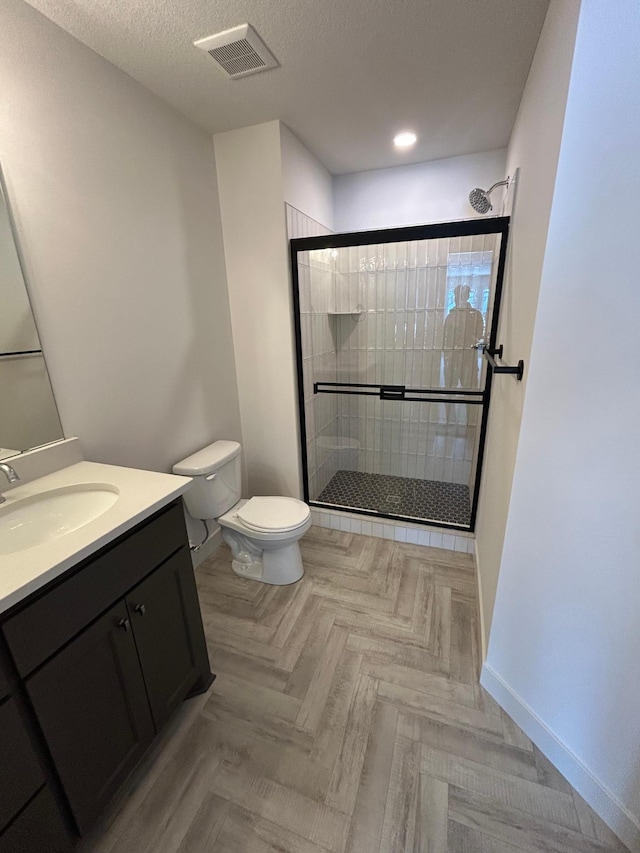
top-left (82, 527), bottom-right (628, 853)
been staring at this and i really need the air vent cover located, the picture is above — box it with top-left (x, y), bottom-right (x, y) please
top-left (194, 24), bottom-right (278, 79)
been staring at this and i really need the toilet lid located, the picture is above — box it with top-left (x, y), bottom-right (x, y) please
top-left (236, 496), bottom-right (310, 533)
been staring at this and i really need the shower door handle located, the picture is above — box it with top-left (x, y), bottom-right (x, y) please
top-left (380, 385), bottom-right (406, 400)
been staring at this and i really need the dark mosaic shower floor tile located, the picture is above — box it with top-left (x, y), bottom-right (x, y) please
top-left (316, 469), bottom-right (471, 527)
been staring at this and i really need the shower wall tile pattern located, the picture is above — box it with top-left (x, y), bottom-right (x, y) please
top-left (333, 236), bottom-right (497, 491)
top-left (336, 396), bottom-right (478, 485)
top-left (286, 205), bottom-right (337, 498)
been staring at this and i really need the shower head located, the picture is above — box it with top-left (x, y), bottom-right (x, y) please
top-left (469, 187), bottom-right (493, 214)
top-left (468, 178), bottom-right (510, 214)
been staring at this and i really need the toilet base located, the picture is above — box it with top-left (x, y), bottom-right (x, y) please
top-left (222, 530), bottom-right (305, 585)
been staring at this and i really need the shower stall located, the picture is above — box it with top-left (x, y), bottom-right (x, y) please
top-left (291, 217), bottom-right (510, 532)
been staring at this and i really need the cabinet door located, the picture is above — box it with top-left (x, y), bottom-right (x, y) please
top-left (0, 787), bottom-right (72, 853)
top-left (27, 601), bottom-right (154, 834)
top-left (127, 548), bottom-right (208, 730)
top-left (0, 658), bottom-right (9, 703)
top-left (0, 699), bottom-right (45, 830)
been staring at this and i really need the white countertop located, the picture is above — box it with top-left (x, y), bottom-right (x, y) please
top-left (0, 461), bottom-right (192, 615)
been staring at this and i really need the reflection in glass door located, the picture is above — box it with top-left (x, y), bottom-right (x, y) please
top-left (291, 218), bottom-right (509, 531)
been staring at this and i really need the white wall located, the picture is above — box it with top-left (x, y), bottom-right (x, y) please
top-left (280, 125), bottom-right (334, 231)
top-left (214, 121), bottom-right (299, 497)
top-left (333, 149), bottom-right (507, 232)
top-left (215, 121), bottom-right (333, 500)
top-left (485, 0), bottom-right (640, 847)
top-left (474, 0), bottom-right (580, 645)
top-left (0, 0), bottom-right (241, 473)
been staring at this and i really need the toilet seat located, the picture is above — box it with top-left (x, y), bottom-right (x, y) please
top-left (235, 496), bottom-right (310, 533)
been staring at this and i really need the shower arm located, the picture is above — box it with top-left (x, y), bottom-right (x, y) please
top-left (486, 178), bottom-right (510, 196)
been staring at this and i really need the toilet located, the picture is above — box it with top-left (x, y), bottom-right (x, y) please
top-left (173, 440), bottom-right (311, 585)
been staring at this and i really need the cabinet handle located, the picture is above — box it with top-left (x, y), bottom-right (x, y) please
top-left (117, 618), bottom-right (130, 632)
top-left (134, 604), bottom-right (146, 617)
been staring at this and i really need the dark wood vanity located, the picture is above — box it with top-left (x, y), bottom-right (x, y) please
top-left (0, 498), bottom-right (212, 850)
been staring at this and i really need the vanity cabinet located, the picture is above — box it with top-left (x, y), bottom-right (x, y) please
top-left (0, 655), bottom-right (72, 852)
top-left (0, 788), bottom-right (72, 853)
top-left (0, 698), bottom-right (47, 829)
top-left (0, 498), bottom-right (213, 845)
top-left (0, 660), bottom-right (8, 702)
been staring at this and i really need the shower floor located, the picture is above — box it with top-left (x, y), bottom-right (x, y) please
top-left (316, 469), bottom-right (471, 527)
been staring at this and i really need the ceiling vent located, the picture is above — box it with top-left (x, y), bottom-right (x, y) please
top-left (194, 24), bottom-right (278, 79)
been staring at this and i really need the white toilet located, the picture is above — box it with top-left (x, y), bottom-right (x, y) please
top-left (173, 440), bottom-right (311, 585)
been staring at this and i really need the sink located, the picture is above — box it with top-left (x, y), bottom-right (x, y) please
top-left (0, 484), bottom-right (120, 556)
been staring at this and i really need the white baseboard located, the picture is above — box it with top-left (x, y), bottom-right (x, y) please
top-left (473, 539), bottom-right (487, 663)
top-left (481, 663), bottom-right (640, 852)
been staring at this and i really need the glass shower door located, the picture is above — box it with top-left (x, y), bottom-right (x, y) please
top-left (292, 218), bottom-right (509, 531)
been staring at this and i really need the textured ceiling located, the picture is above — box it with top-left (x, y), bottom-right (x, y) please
top-left (25, 0), bottom-right (549, 174)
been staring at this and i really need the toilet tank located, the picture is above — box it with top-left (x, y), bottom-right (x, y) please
top-left (173, 440), bottom-right (242, 520)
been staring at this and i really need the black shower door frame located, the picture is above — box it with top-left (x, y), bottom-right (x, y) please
top-left (290, 216), bottom-right (510, 532)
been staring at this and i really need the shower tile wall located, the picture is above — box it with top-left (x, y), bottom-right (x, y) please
top-left (333, 236), bottom-right (494, 487)
top-left (286, 205), bottom-right (331, 241)
top-left (286, 205), bottom-right (338, 498)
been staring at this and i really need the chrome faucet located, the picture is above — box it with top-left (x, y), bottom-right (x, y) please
top-left (0, 462), bottom-right (20, 504)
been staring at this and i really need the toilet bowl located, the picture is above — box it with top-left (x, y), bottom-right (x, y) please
top-left (218, 497), bottom-right (311, 584)
top-left (173, 441), bottom-right (310, 585)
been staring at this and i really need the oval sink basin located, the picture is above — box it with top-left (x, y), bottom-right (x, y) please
top-left (0, 484), bottom-right (119, 556)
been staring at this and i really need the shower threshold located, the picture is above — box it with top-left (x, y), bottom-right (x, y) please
top-left (316, 470), bottom-right (471, 528)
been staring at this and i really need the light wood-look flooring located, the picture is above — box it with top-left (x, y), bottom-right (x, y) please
top-left (81, 527), bottom-right (629, 852)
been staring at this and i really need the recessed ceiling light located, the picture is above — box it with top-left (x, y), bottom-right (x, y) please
top-left (394, 131), bottom-right (417, 149)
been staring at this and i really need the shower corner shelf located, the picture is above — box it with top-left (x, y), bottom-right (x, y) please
top-left (328, 310), bottom-right (364, 322)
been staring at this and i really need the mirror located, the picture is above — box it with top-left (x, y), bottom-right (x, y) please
top-left (0, 168), bottom-right (63, 459)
